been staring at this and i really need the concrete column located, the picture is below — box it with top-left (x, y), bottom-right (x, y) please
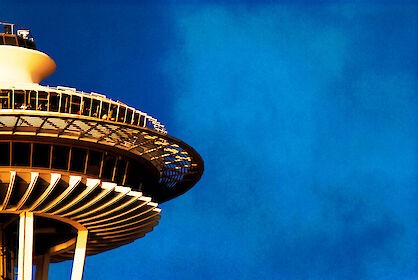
top-left (71, 230), bottom-right (88, 280)
top-left (18, 212), bottom-right (34, 280)
top-left (35, 254), bottom-right (50, 280)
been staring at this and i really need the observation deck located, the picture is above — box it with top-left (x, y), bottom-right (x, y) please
top-left (0, 85), bottom-right (203, 203)
top-left (0, 22), bottom-right (203, 279)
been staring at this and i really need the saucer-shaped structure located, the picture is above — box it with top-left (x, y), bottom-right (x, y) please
top-left (0, 22), bottom-right (203, 280)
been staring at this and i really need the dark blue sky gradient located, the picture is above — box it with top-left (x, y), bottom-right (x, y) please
top-left (2, 2), bottom-right (418, 279)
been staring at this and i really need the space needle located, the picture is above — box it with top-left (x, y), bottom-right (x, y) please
top-left (0, 22), bottom-right (203, 280)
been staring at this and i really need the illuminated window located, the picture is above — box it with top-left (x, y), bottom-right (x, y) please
top-left (118, 107), bottom-right (126, 123)
top-left (91, 99), bottom-right (100, 118)
top-left (29, 90), bottom-right (37, 110)
top-left (60, 94), bottom-right (70, 113)
top-left (0, 90), bottom-right (11, 109)
top-left (37, 91), bottom-right (48, 111)
top-left (82, 97), bottom-right (91, 116)
top-left (101, 102), bottom-right (109, 120)
top-left (70, 95), bottom-right (81, 114)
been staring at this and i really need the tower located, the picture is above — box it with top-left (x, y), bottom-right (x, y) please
top-left (0, 22), bottom-right (203, 280)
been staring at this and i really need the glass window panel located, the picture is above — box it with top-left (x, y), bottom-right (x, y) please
top-left (51, 145), bottom-right (70, 170)
top-left (49, 92), bottom-right (59, 112)
top-left (133, 112), bottom-right (139, 125)
top-left (114, 157), bottom-right (127, 185)
top-left (0, 90), bottom-right (11, 109)
top-left (32, 143), bottom-right (50, 168)
top-left (117, 107), bottom-right (126, 122)
top-left (87, 150), bottom-right (102, 176)
top-left (100, 102), bottom-right (109, 120)
top-left (91, 99), bottom-right (100, 118)
top-left (70, 147), bottom-right (87, 172)
top-left (101, 153), bottom-right (116, 180)
top-left (37, 91), bottom-right (48, 111)
top-left (71, 95), bottom-right (81, 114)
top-left (139, 115), bottom-right (146, 127)
top-left (109, 104), bottom-right (118, 121)
top-left (13, 90), bottom-right (25, 109)
top-left (0, 142), bottom-right (10, 166)
top-left (125, 161), bottom-right (142, 190)
top-left (12, 142), bottom-right (30, 166)
top-left (82, 97), bottom-right (91, 116)
top-left (126, 109), bottom-right (133, 124)
top-left (29, 90), bottom-right (37, 110)
top-left (60, 94), bottom-right (70, 113)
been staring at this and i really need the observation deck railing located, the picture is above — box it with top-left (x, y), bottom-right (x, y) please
top-left (0, 87), bottom-right (167, 134)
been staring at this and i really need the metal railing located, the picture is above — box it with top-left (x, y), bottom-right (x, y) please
top-left (0, 87), bottom-right (167, 134)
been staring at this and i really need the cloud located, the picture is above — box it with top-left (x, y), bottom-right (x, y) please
top-left (164, 4), bottom-right (418, 279)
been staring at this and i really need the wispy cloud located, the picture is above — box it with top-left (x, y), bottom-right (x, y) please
top-left (164, 4), bottom-right (418, 279)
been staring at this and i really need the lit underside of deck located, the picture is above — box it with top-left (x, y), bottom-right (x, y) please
top-left (0, 171), bottom-right (160, 262)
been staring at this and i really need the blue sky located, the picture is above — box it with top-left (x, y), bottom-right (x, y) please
top-left (2, 1), bottom-right (418, 279)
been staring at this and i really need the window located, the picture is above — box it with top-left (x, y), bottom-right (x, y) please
top-left (37, 91), bottom-right (48, 111)
top-left (70, 147), bottom-right (87, 172)
top-left (87, 150), bottom-right (102, 176)
top-left (0, 90), bottom-right (11, 109)
top-left (133, 112), bottom-right (139, 125)
top-left (51, 145), bottom-right (70, 170)
top-left (13, 90), bottom-right (26, 109)
top-left (118, 107), bottom-right (126, 123)
top-left (114, 157), bottom-right (127, 185)
top-left (0, 143), bottom-right (10, 166)
top-left (101, 102), bottom-right (109, 120)
top-left (91, 99), bottom-right (100, 118)
top-left (29, 90), bottom-right (37, 110)
top-left (12, 142), bottom-right (30, 166)
top-left (60, 94), bottom-right (70, 113)
top-left (101, 153), bottom-right (116, 180)
top-left (126, 109), bottom-right (133, 124)
top-left (82, 97), bottom-right (91, 116)
top-left (139, 115), bottom-right (146, 127)
top-left (110, 104), bottom-right (118, 121)
top-left (49, 92), bottom-right (59, 112)
top-left (125, 161), bottom-right (142, 190)
top-left (32, 143), bottom-right (51, 168)
top-left (70, 95), bottom-right (81, 114)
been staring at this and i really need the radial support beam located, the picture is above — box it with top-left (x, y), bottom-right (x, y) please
top-left (18, 212), bottom-right (34, 280)
top-left (71, 230), bottom-right (88, 280)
